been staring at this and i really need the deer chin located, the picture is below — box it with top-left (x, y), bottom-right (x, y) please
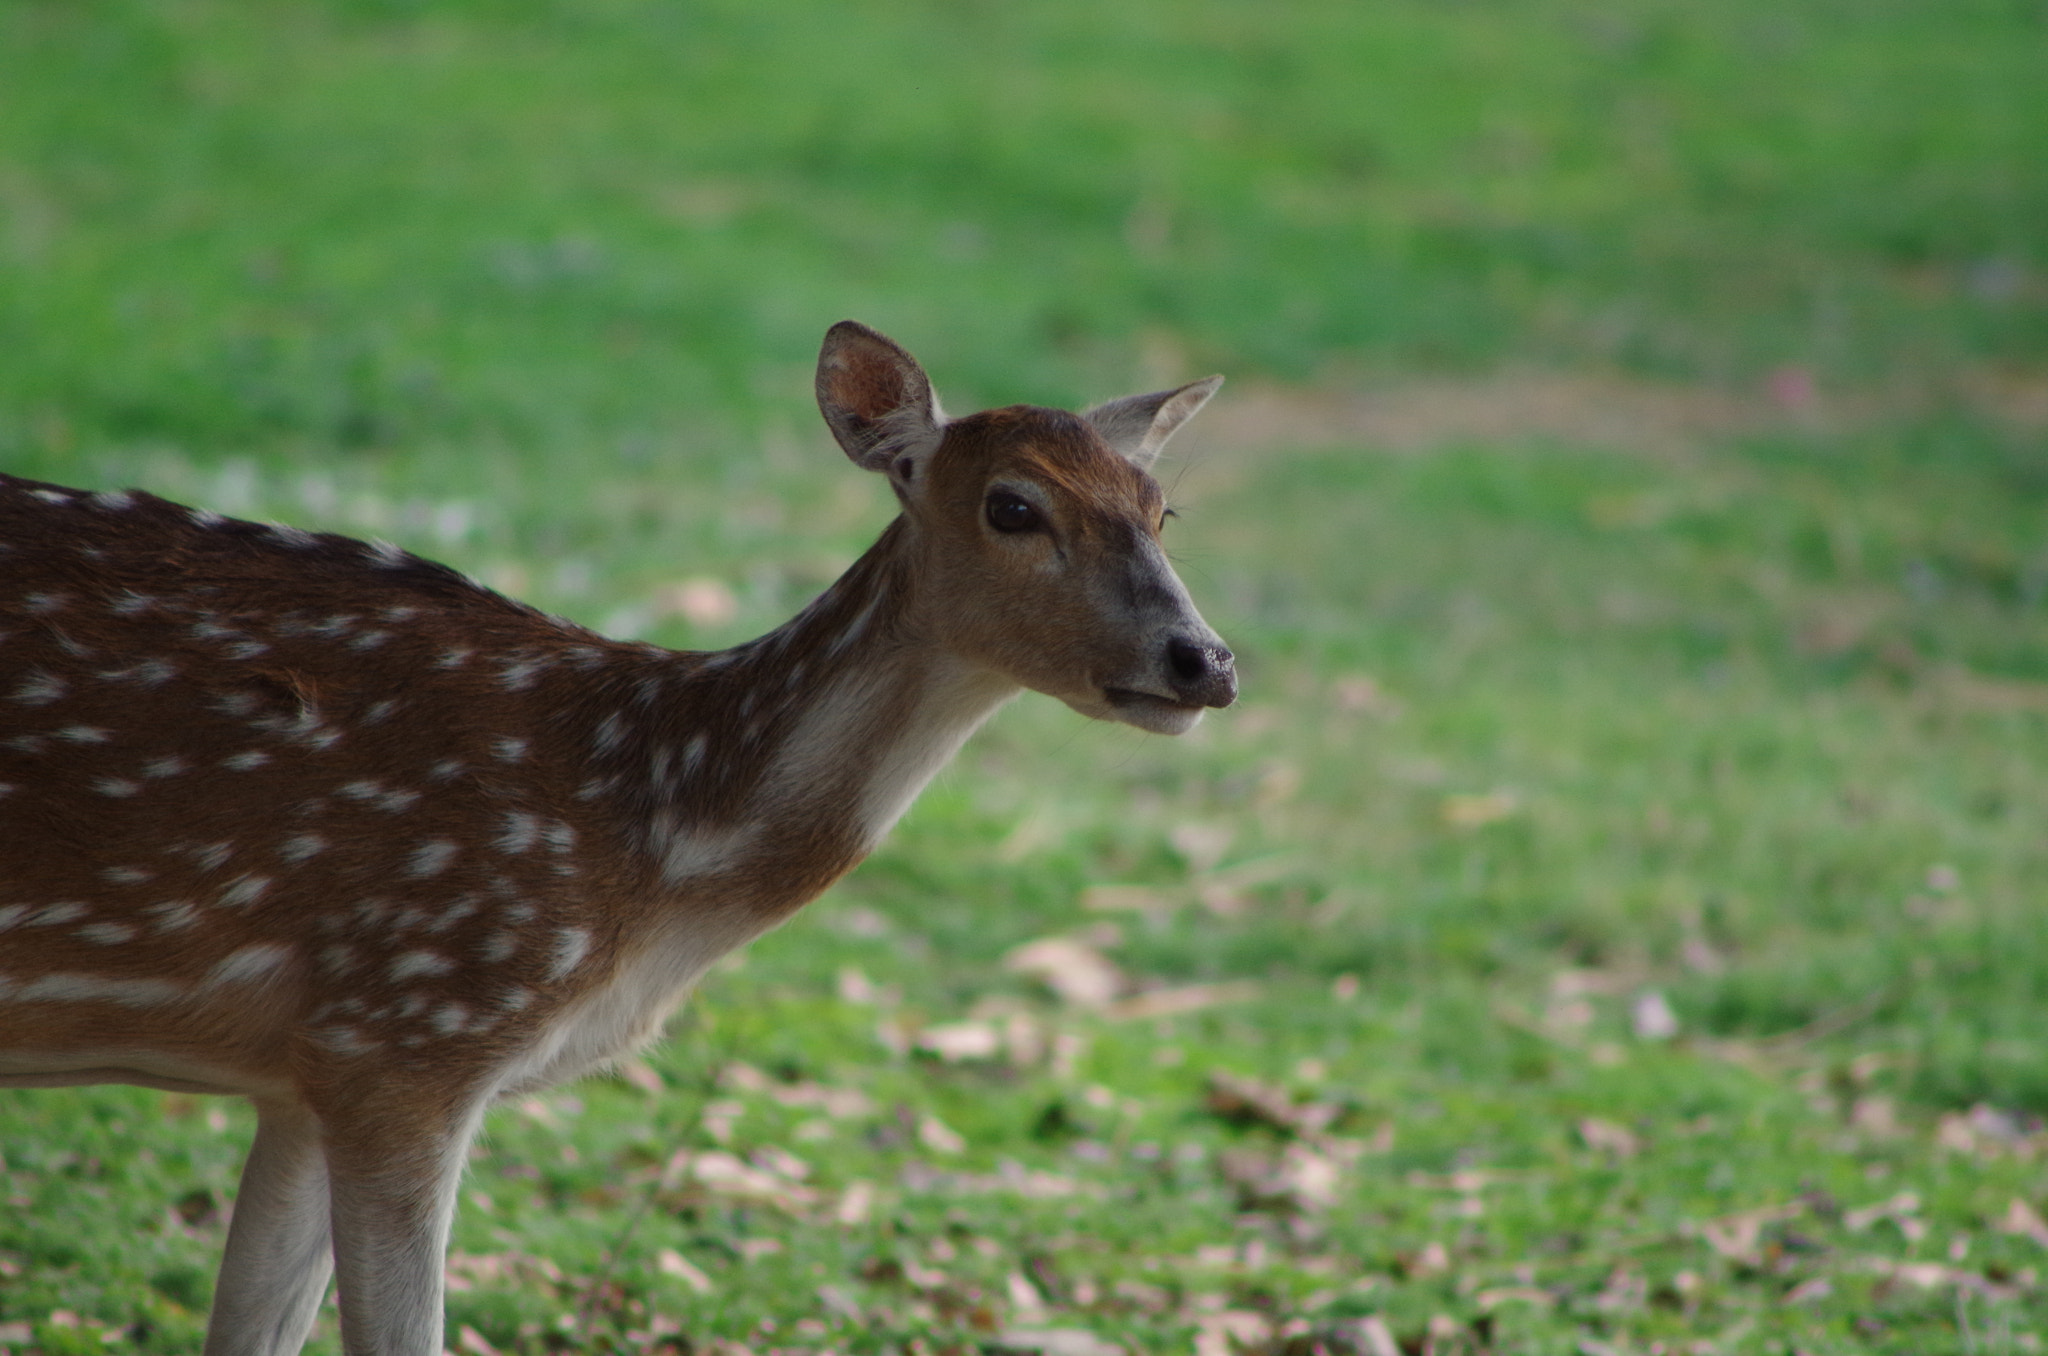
top-left (1096, 686), bottom-right (1208, 735)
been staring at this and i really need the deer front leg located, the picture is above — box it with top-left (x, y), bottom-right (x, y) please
top-left (204, 1098), bottom-right (335, 1356)
top-left (322, 1089), bottom-right (488, 1356)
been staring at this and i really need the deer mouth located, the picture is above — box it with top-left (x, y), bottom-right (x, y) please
top-left (1101, 686), bottom-right (1208, 735)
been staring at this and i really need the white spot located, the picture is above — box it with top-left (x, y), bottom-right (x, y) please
top-left (145, 900), bottom-right (199, 932)
top-left (22, 591), bottom-right (69, 614)
top-left (427, 758), bottom-right (466, 781)
top-left (428, 895), bottom-right (480, 932)
top-left (280, 833), bottom-right (328, 863)
top-left (193, 842), bottom-right (235, 872)
top-left (338, 779), bottom-right (384, 801)
top-left (188, 506), bottom-right (225, 528)
top-left (110, 590), bottom-right (157, 615)
top-left (497, 812), bottom-right (539, 854)
top-left (479, 931), bottom-right (519, 963)
top-left (435, 647), bottom-right (473, 669)
top-left (681, 733), bottom-right (707, 775)
top-left (365, 539), bottom-right (408, 568)
top-left (379, 788), bottom-right (421, 813)
top-left (312, 614), bottom-right (357, 637)
top-left (217, 875), bottom-right (272, 909)
top-left (228, 640), bottom-right (270, 660)
top-left (142, 755), bottom-right (189, 778)
top-left (77, 922), bottom-right (136, 945)
top-left (380, 604), bottom-right (420, 622)
top-left (312, 1026), bottom-right (378, 1056)
top-left (498, 985), bottom-right (534, 1012)
top-left (60, 725), bottom-right (112, 743)
top-left (493, 736), bottom-right (529, 762)
top-left (27, 902), bottom-right (86, 927)
top-left (267, 523), bottom-right (318, 548)
top-left (8, 973), bottom-right (183, 1007)
top-left (102, 866), bottom-right (154, 885)
top-left (0, 905), bottom-right (26, 932)
top-left (389, 951), bottom-right (454, 982)
top-left (429, 1002), bottom-right (471, 1035)
top-left (362, 699), bottom-right (399, 725)
top-left (346, 630), bottom-right (391, 651)
top-left (12, 671), bottom-right (66, 705)
top-left (574, 777), bottom-right (611, 800)
top-left (93, 777), bottom-right (140, 798)
top-left (90, 489), bottom-right (136, 511)
top-left (29, 487), bottom-right (75, 505)
top-left (214, 693), bottom-right (260, 717)
top-left (593, 712), bottom-right (626, 752)
top-left (209, 943), bottom-right (292, 985)
top-left (546, 927), bottom-right (591, 982)
top-left (544, 821), bottom-right (578, 854)
top-left (499, 657), bottom-right (545, 691)
top-left (652, 821), bottom-right (758, 884)
top-left (406, 840), bottom-right (460, 878)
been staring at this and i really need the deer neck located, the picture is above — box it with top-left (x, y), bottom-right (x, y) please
top-left (613, 518), bottom-right (1017, 901)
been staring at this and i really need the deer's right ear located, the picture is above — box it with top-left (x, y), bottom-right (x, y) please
top-left (817, 321), bottom-right (946, 488)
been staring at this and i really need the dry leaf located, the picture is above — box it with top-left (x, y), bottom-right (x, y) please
top-left (656, 1248), bottom-right (714, 1295)
top-left (917, 1020), bottom-right (1004, 1062)
top-left (1630, 989), bottom-right (1680, 1041)
top-left (1169, 822), bottom-right (1234, 871)
top-left (1205, 1071), bottom-right (1340, 1138)
top-left (994, 1329), bottom-right (1125, 1356)
top-left (1192, 1310), bottom-right (1272, 1356)
top-left (1999, 1198), bottom-right (2048, 1249)
top-left (1441, 790), bottom-right (1519, 827)
top-left (1004, 937), bottom-right (1125, 1008)
top-left (918, 1114), bottom-right (967, 1155)
top-left (1105, 981), bottom-right (1260, 1022)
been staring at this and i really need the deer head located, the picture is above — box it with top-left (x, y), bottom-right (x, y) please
top-left (815, 320), bottom-right (1236, 735)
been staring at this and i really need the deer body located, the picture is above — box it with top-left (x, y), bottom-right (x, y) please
top-left (0, 323), bottom-right (1234, 1355)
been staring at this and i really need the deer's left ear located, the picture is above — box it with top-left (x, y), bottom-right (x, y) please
top-left (817, 321), bottom-right (947, 490)
top-left (1083, 375), bottom-right (1224, 471)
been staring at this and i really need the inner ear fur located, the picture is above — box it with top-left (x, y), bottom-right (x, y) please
top-left (1082, 375), bottom-right (1224, 470)
top-left (816, 321), bottom-right (945, 478)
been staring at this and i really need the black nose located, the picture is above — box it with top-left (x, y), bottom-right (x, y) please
top-left (1165, 636), bottom-right (1238, 707)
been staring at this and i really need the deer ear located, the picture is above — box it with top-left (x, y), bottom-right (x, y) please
top-left (1083, 375), bottom-right (1223, 471)
top-left (817, 321), bottom-right (946, 485)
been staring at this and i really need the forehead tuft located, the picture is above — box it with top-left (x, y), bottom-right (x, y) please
top-left (940, 405), bottom-right (1161, 507)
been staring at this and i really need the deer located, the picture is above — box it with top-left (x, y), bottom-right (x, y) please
top-left (0, 321), bottom-right (1236, 1355)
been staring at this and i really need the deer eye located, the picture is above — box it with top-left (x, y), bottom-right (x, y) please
top-left (985, 492), bottom-right (1042, 534)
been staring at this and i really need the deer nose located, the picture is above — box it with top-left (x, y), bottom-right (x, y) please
top-left (1165, 635), bottom-right (1237, 708)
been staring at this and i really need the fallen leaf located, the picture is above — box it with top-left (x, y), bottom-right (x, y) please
top-left (1105, 981), bottom-right (1261, 1022)
top-left (1192, 1310), bottom-right (1271, 1356)
top-left (918, 1114), bottom-right (967, 1155)
top-left (1630, 989), bottom-right (1680, 1041)
top-left (917, 1020), bottom-right (1004, 1062)
top-left (1004, 937), bottom-right (1125, 1008)
top-left (657, 1248), bottom-right (714, 1295)
top-left (1441, 790), bottom-right (1519, 828)
top-left (1999, 1197), bottom-right (2048, 1249)
top-left (1205, 1071), bottom-right (1340, 1138)
top-left (994, 1330), bottom-right (1124, 1356)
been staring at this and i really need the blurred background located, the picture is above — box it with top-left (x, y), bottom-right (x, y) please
top-left (2, 1), bottom-right (2046, 1352)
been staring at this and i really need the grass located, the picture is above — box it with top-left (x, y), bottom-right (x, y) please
top-left (3, 1), bottom-right (2047, 1353)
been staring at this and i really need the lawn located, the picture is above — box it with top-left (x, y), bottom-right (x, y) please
top-left (2, 1), bottom-right (2046, 1353)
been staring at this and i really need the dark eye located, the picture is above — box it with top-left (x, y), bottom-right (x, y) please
top-left (985, 492), bottom-right (1042, 534)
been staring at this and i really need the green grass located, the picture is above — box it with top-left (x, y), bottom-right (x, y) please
top-left (3, 1), bottom-right (2048, 1352)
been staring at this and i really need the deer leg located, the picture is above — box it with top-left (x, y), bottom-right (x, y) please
top-left (205, 1098), bottom-right (334, 1356)
top-left (323, 1091), bottom-right (487, 1356)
